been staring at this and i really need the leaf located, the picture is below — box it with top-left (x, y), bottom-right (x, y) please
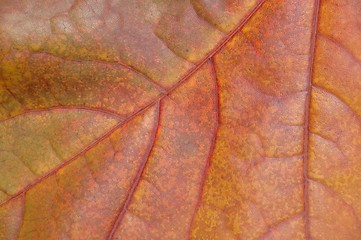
top-left (0, 0), bottom-right (360, 239)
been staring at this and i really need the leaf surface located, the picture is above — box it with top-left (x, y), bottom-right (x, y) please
top-left (0, 0), bottom-right (361, 239)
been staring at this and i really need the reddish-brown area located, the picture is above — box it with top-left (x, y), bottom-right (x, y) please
top-left (0, 0), bottom-right (360, 239)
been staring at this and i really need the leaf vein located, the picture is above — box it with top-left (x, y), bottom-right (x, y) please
top-left (106, 101), bottom-right (161, 240)
top-left (303, 0), bottom-right (321, 239)
top-left (0, 0), bottom-right (267, 209)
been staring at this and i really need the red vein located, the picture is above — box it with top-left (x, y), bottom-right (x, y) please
top-left (2, 83), bottom-right (18, 101)
top-left (317, 34), bottom-right (361, 68)
top-left (258, 212), bottom-right (303, 240)
top-left (0, 0), bottom-right (266, 208)
top-left (303, 0), bottom-right (321, 239)
top-left (106, 102), bottom-right (161, 240)
top-left (167, 0), bottom-right (266, 94)
top-left (0, 105), bottom-right (123, 123)
top-left (2, 0), bottom-right (266, 125)
top-left (187, 58), bottom-right (220, 238)
top-left (0, 103), bottom-right (150, 207)
top-left (309, 179), bottom-right (361, 232)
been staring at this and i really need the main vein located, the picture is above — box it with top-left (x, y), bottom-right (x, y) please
top-left (303, 0), bottom-right (321, 239)
top-left (0, 0), bottom-right (266, 209)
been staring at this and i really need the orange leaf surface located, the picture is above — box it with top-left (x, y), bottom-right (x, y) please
top-left (0, 0), bottom-right (360, 239)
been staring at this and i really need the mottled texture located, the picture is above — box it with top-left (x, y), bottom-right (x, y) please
top-left (0, 0), bottom-right (360, 239)
top-left (191, 0), bottom-right (312, 238)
